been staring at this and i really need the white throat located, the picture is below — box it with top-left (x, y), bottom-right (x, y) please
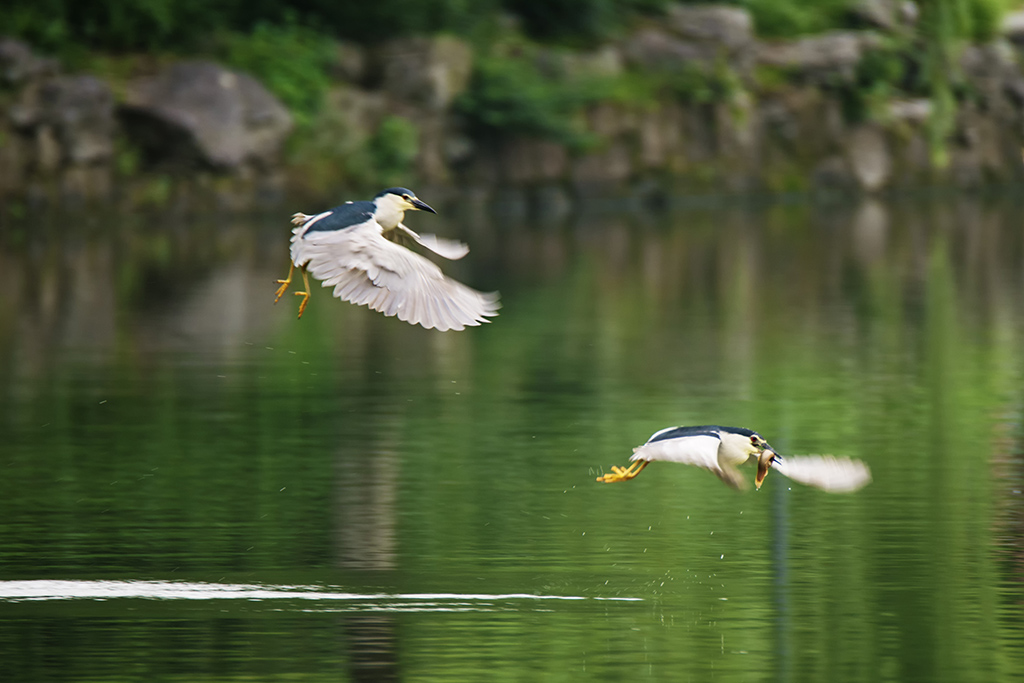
top-left (373, 195), bottom-right (407, 230)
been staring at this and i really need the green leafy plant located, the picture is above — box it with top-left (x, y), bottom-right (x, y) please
top-left (364, 116), bottom-right (421, 186)
top-left (740, 0), bottom-right (854, 38)
top-left (458, 51), bottom-right (615, 149)
top-left (217, 19), bottom-right (335, 128)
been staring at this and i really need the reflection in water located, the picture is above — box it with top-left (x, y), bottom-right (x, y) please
top-left (335, 417), bottom-right (399, 572)
top-left (334, 408), bottom-right (402, 679)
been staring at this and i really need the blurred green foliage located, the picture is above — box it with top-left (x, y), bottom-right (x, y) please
top-left (216, 19), bottom-right (335, 127)
top-left (503, 0), bottom-right (672, 42)
top-left (456, 51), bottom-right (607, 149)
top-left (365, 115), bottom-right (421, 185)
top-left (457, 40), bottom-right (745, 149)
top-left (840, 39), bottom-right (915, 123)
top-left (0, 0), bottom-right (1013, 50)
top-left (917, 0), bottom-right (1014, 166)
top-left (740, 0), bottom-right (853, 37)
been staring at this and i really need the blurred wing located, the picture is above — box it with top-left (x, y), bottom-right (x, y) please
top-left (388, 223), bottom-right (470, 260)
top-left (294, 222), bottom-right (500, 331)
top-left (630, 434), bottom-right (748, 489)
top-left (773, 455), bottom-right (872, 493)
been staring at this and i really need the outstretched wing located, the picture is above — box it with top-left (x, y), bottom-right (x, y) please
top-left (772, 455), bottom-right (872, 493)
top-left (293, 221), bottom-right (499, 331)
top-left (388, 223), bottom-right (470, 260)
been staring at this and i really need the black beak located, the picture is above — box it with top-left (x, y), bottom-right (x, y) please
top-left (410, 197), bottom-right (436, 214)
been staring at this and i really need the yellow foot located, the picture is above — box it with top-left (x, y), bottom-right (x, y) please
top-left (274, 279), bottom-right (291, 303)
top-left (596, 460), bottom-right (648, 483)
top-left (274, 262), bottom-right (295, 304)
top-left (295, 291), bottom-right (310, 319)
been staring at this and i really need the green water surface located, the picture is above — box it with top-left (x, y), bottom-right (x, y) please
top-left (1, 194), bottom-right (1023, 681)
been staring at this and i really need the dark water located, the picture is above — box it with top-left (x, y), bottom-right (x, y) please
top-left (2, 193), bottom-right (1024, 681)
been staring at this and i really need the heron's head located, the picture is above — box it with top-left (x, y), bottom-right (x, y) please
top-left (375, 187), bottom-right (437, 215)
top-left (755, 449), bottom-right (781, 490)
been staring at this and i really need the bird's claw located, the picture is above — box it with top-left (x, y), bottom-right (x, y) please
top-left (295, 291), bottom-right (309, 319)
top-left (596, 461), bottom-right (647, 483)
top-left (274, 279), bottom-right (291, 303)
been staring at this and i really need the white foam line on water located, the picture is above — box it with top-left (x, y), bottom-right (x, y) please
top-left (0, 580), bottom-right (643, 605)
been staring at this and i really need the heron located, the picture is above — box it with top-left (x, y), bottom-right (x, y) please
top-left (274, 187), bottom-right (500, 331)
top-left (597, 425), bottom-right (871, 493)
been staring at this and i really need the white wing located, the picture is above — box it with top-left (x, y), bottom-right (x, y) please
top-left (772, 455), bottom-right (872, 493)
top-left (292, 220), bottom-right (499, 331)
top-left (392, 223), bottom-right (470, 260)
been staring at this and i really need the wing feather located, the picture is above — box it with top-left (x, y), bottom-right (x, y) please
top-left (292, 220), bottom-right (499, 331)
top-left (772, 455), bottom-right (871, 493)
top-left (388, 224), bottom-right (470, 260)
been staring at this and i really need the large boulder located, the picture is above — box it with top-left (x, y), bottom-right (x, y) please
top-left (1003, 9), bottom-right (1024, 44)
top-left (624, 5), bottom-right (753, 75)
top-left (37, 76), bottom-right (115, 164)
top-left (664, 5), bottom-right (754, 51)
top-left (0, 38), bottom-right (115, 200)
top-left (374, 36), bottom-right (473, 112)
top-left (7, 73), bottom-right (115, 165)
top-left (121, 60), bottom-right (293, 170)
top-left (0, 37), bottom-right (58, 86)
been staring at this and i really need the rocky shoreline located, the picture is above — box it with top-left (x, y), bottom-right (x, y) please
top-left (4, 4), bottom-right (1024, 210)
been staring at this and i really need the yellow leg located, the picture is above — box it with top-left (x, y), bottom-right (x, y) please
top-left (596, 460), bottom-right (648, 483)
top-left (275, 262), bottom-right (295, 303)
top-left (294, 266), bottom-right (311, 319)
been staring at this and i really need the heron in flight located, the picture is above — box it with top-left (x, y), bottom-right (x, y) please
top-left (275, 187), bottom-right (499, 331)
top-left (597, 425), bottom-right (871, 493)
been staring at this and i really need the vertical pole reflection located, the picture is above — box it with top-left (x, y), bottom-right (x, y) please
top-left (773, 482), bottom-right (792, 682)
top-left (343, 613), bottom-right (401, 683)
top-left (334, 416), bottom-right (402, 679)
top-left (335, 439), bottom-right (399, 571)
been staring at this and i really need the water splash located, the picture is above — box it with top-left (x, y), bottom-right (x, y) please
top-left (0, 580), bottom-right (642, 613)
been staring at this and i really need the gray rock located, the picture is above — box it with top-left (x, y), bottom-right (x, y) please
top-left (541, 45), bottom-right (624, 80)
top-left (376, 36), bottom-right (473, 111)
top-left (1003, 9), bottom-right (1024, 43)
top-left (899, 2), bottom-right (919, 25)
top-left (571, 142), bottom-right (632, 185)
top-left (622, 28), bottom-right (713, 70)
top-left (0, 37), bottom-right (58, 86)
top-left (38, 75), bottom-right (115, 164)
top-left (664, 5), bottom-right (753, 51)
top-left (887, 98), bottom-right (931, 123)
top-left (35, 125), bottom-right (62, 172)
top-left (959, 43), bottom-right (1023, 117)
top-left (846, 125), bottom-right (891, 191)
top-left (850, 0), bottom-right (900, 30)
top-left (121, 60), bottom-right (293, 170)
top-left (497, 137), bottom-right (568, 184)
top-left (850, 0), bottom-right (917, 30)
top-left (757, 32), bottom-right (880, 82)
top-left (812, 156), bottom-right (857, 192)
top-left (330, 42), bottom-right (367, 84)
